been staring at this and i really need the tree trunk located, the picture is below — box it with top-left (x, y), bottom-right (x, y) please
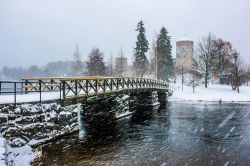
top-left (205, 74), bottom-right (208, 88)
top-left (237, 86), bottom-right (239, 93)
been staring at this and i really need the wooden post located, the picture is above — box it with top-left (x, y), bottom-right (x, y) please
top-left (62, 81), bottom-right (66, 99)
top-left (75, 80), bottom-right (78, 96)
top-left (95, 80), bottom-right (98, 93)
top-left (103, 79), bottom-right (106, 92)
top-left (39, 80), bottom-right (42, 103)
top-left (14, 82), bottom-right (17, 106)
top-left (86, 80), bottom-right (88, 96)
top-left (117, 78), bottom-right (119, 90)
top-left (59, 82), bottom-right (62, 101)
top-left (25, 80), bottom-right (28, 94)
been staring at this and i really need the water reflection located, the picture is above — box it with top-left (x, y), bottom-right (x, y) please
top-left (37, 102), bottom-right (250, 166)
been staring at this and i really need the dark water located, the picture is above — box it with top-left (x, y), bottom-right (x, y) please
top-left (38, 102), bottom-right (250, 166)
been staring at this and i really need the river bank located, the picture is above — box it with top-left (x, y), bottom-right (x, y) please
top-left (169, 83), bottom-right (250, 102)
top-left (0, 136), bottom-right (6, 165)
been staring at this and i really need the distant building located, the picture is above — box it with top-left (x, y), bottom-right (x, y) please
top-left (115, 57), bottom-right (128, 77)
top-left (175, 37), bottom-right (196, 71)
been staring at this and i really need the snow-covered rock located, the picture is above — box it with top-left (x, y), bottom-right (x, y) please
top-left (0, 103), bottom-right (78, 147)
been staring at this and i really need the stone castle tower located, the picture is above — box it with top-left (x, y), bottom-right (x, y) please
top-left (175, 37), bottom-right (194, 70)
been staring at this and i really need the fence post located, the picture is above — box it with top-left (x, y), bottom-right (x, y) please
top-left (75, 80), bottom-right (78, 96)
top-left (25, 80), bottom-right (28, 94)
top-left (39, 80), bottom-right (42, 103)
top-left (86, 80), bottom-right (88, 96)
top-left (14, 82), bottom-right (16, 106)
top-left (62, 81), bottom-right (66, 99)
top-left (59, 82), bottom-right (62, 101)
top-left (103, 79), bottom-right (106, 92)
top-left (117, 78), bottom-right (119, 90)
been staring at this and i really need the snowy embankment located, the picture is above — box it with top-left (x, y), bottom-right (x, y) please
top-left (0, 135), bottom-right (6, 165)
top-left (169, 83), bottom-right (250, 102)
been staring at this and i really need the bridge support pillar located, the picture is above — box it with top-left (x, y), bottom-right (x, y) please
top-left (157, 91), bottom-right (167, 104)
top-left (129, 91), bottom-right (154, 110)
top-left (82, 95), bottom-right (117, 134)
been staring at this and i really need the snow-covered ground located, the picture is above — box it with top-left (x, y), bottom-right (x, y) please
top-left (6, 145), bottom-right (36, 166)
top-left (0, 92), bottom-right (60, 104)
top-left (0, 135), bottom-right (6, 166)
top-left (169, 83), bottom-right (250, 102)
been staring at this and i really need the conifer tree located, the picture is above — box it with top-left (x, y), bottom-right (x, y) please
top-left (156, 27), bottom-right (173, 81)
top-left (134, 20), bottom-right (149, 77)
top-left (86, 47), bottom-right (106, 76)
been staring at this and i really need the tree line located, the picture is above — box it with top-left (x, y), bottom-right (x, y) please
top-left (196, 33), bottom-right (250, 92)
top-left (1, 20), bottom-right (248, 91)
top-left (73, 20), bottom-right (174, 80)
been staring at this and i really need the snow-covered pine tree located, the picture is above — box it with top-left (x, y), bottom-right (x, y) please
top-left (156, 27), bottom-right (173, 81)
top-left (86, 47), bottom-right (106, 76)
top-left (134, 20), bottom-right (149, 77)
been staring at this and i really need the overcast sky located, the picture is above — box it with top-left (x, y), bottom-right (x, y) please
top-left (0, 0), bottom-right (250, 69)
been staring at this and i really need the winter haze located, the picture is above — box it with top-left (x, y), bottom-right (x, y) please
top-left (0, 0), bottom-right (249, 68)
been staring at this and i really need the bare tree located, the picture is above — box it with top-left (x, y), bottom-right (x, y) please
top-left (184, 69), bottom-right (203, 93)
top-left (229, 52), bottom-right (248, 93)
top-left (213, 39), bottom-right (233, 76)
top-left (73, 46), bottom-right (82, 75)
top-left (86, 47), bottom-right (106, 76)
top-left (196, 33), bottom-right (217, 88)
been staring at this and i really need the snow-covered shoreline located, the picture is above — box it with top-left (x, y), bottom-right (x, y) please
top-left (169, 83), bottom-right (250, 102)
top-left (0, 135), bottom-right (6, 166)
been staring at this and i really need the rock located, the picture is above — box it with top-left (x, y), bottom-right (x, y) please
top-left (11, 138), bottom-right (27, 147)
top-left (4, 126), bottom-right (22, 138)
top-left (0, 116), bottom-right (7, 124)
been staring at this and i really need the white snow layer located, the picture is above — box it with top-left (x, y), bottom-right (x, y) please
top-left (0, 92), bottom-right (60, 104)
top-left (169, 83), bottom-right (250, 102)
top-left (0, 135), bottom-right (6, 166)
top-left (6, 144), bottom-right (36, 166)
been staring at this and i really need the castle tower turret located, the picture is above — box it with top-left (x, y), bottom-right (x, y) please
top-left (175, 37), bottom-right (194, 70)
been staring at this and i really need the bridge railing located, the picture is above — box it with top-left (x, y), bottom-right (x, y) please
top-left (0, 80), bottom-right (61, 105)
top-left (60, 77), bottom-right (169, 99)
top-left (0, 77), bottom-right (170, 104)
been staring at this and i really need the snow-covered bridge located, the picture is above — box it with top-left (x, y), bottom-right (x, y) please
top-left (0, 77), bottom-right (173, 105)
